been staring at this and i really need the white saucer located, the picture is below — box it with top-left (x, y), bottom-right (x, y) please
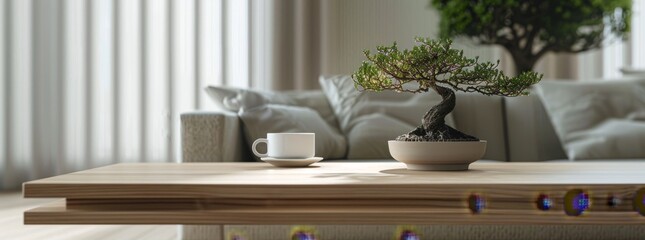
top-left (260, 157), bottom-right (323, 168)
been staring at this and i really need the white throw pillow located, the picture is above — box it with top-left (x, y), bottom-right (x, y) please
top-left (205, 86), bottom-right (339, 129)
top-left (239, 104), bottom-right (347, 160)
top-left (536, 79), bottom-right (645, 160)
top-left (319, 75), bottom-right (455, 159)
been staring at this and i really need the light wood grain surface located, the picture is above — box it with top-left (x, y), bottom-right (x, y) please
top-left (23, 162), bottom-right (645, 185)
top-left (23, 162), bottom-right (645, 199)
top-left (0, 192), bottom-right (178, 240)
top-left (22, 162), bottom-right (645, 225)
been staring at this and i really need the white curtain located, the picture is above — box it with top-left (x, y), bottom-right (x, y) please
top-left (250, 0), bottom-right (324, 90)
top-left (1, 0), bottom-right (327, 190)
top-left (0, 0), bottom-right (260, 190)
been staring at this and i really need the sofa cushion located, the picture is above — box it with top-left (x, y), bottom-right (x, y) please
top-left (205, 86), bottom-right (339, 129)
top-left (505, 90), bottom-right (567, 162)
top-left (239, 104), bottom-right (347, 160)
top-left (319, 75), bottom-right (455, 159)
top-left (452, 93), bottom-right (508, 161)
top-left (536, 79), bottom-right (645, 160)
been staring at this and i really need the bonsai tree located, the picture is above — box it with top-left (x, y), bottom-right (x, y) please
top-left (431, 0), bottom-right (631, 74)
top-left (352, 38), bottom-right (542, 142)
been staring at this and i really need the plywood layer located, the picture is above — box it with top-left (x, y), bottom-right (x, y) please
top-left (25, 201), bottom-right (645, 225)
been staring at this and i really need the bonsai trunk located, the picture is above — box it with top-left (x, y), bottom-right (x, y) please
top-left (512, 56), bottom-right (537, 75)
top-left (507, 47), bottom-right (538, 75)
top-left (396, 85), bottom-right (478, 142)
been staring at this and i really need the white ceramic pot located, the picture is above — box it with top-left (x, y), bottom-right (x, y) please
top-left (388, 140), bottom-right (487, 171)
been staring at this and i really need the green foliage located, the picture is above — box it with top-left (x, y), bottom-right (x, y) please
top-left (353, 38), bottom-right (541, 96)
top-left (431, 0), bottom-right (631, 73)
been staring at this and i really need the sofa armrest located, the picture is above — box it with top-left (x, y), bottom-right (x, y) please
top-left (181, 111), bottom-right (249, 162)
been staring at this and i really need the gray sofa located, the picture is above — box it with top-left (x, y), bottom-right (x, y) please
top-left (179, 88), bottom-right (645, 240)
top-left (181, 91), bottom-right (566, 164)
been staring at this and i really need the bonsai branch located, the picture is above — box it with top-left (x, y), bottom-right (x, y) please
top-left (352, 38), bottom-right (542, 142)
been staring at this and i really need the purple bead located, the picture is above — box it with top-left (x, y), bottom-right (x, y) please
top-left (399, 230), bottom-right (420, 240)
top-left (573, 193), bottom-right (590, 211)
top-left (292, 232), bottom-right (316, 240)
top-left (537, 194), bottom-right (552, 211)
top-left (468, 194), bottom-right (485, 214)
top-left (564, 189), bottom-right (590, 216)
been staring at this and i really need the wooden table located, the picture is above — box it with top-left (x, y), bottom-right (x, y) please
top-left (23, 162), bottom-right (645, 225)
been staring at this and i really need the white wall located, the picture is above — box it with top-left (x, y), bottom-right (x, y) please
top-left (320, 0), bottom-right (497, 75)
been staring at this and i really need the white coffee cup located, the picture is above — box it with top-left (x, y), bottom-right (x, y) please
top-left (252, 133), bottom-right (315, 159)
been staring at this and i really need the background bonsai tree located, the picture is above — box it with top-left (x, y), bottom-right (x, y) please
top-left (431, 0), bottom-right (631, 74)
top-left (352, 38), bottom-right (541, 142)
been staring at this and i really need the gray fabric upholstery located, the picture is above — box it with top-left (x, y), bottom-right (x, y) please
top-left (182, 225), bottom-right (645, 240)
top-left (205, 86), bottom-right (339, 130)
top-left (453, 93), bottom-right (506, 161)
top-left (535, 79), bottom-right (645, 160)
top-left (319, 75), bottom-right (455, 159)
top-left (183, 225), bottom-right (223, 240)
top-left (506, 92), bottom-right (567, 162)
top-left (238, 104), bottom-right (347, 160)
top-left (181, 111), bottom-right (250, 163)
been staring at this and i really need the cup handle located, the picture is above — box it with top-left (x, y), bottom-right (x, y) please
top-left (252, 138), bottom-right (268, 158)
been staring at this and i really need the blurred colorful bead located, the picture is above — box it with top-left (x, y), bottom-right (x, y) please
top-left (468, 194), bottom-right (485, 214)
top-left (536, 194), bottom-right (552, 211)
top-left (607, 195), bottom-right (621, 207)
top-left (292, 231), bottom-right (316, 240)
top-left (399, 230), bottom-right (420, 240)
top-left (574, 193), bottom-right (590, 210)
top-left (564, 189), bottom-right (590, 216)
top-left (290, 226), bottom-right (317, 240)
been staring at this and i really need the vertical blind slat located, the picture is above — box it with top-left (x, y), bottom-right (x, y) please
top-left (633, 0), bottom-right (645, 68)
top-left (225, 0), bottom-right (250, 88)
top-left (221, 0), bottom-right (227, 86)
top-left (11, 0), bottom-right (33, 185)
top-left (91, 0), bottom-right (115, 166)
top-left (198, 0), bottom-right (222, 109)
top-left (57, 0), bottom-right (67, 174)
top-left (0, 0), bottom-right (7, 189)
top-left (64, 0), bottom-right (86, 170)
top-left (84, 0), bottom-right (93, 169)
top-left (171, 0), bottom-right (196, 162)
top-left (140, 0), bottom-right (148, 162)
top-left (166, 0), bottom-right (174, 162)
top-left (112, 0), bottom-right (120, 164)
top-left (250, 0), bottom-right (263, 89)
top-left (247, 0), bottom-right (254, 89)
top-left (118, 0), bottom-right (142, 162)
top-left (31, 0), bottom-right (43, 179)
top-left (41, 0), bottom-right (61, 174)
top-left (145, 0), bottom-right (170, 163)
top-left (194, 0), bottom-right (200, 110)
